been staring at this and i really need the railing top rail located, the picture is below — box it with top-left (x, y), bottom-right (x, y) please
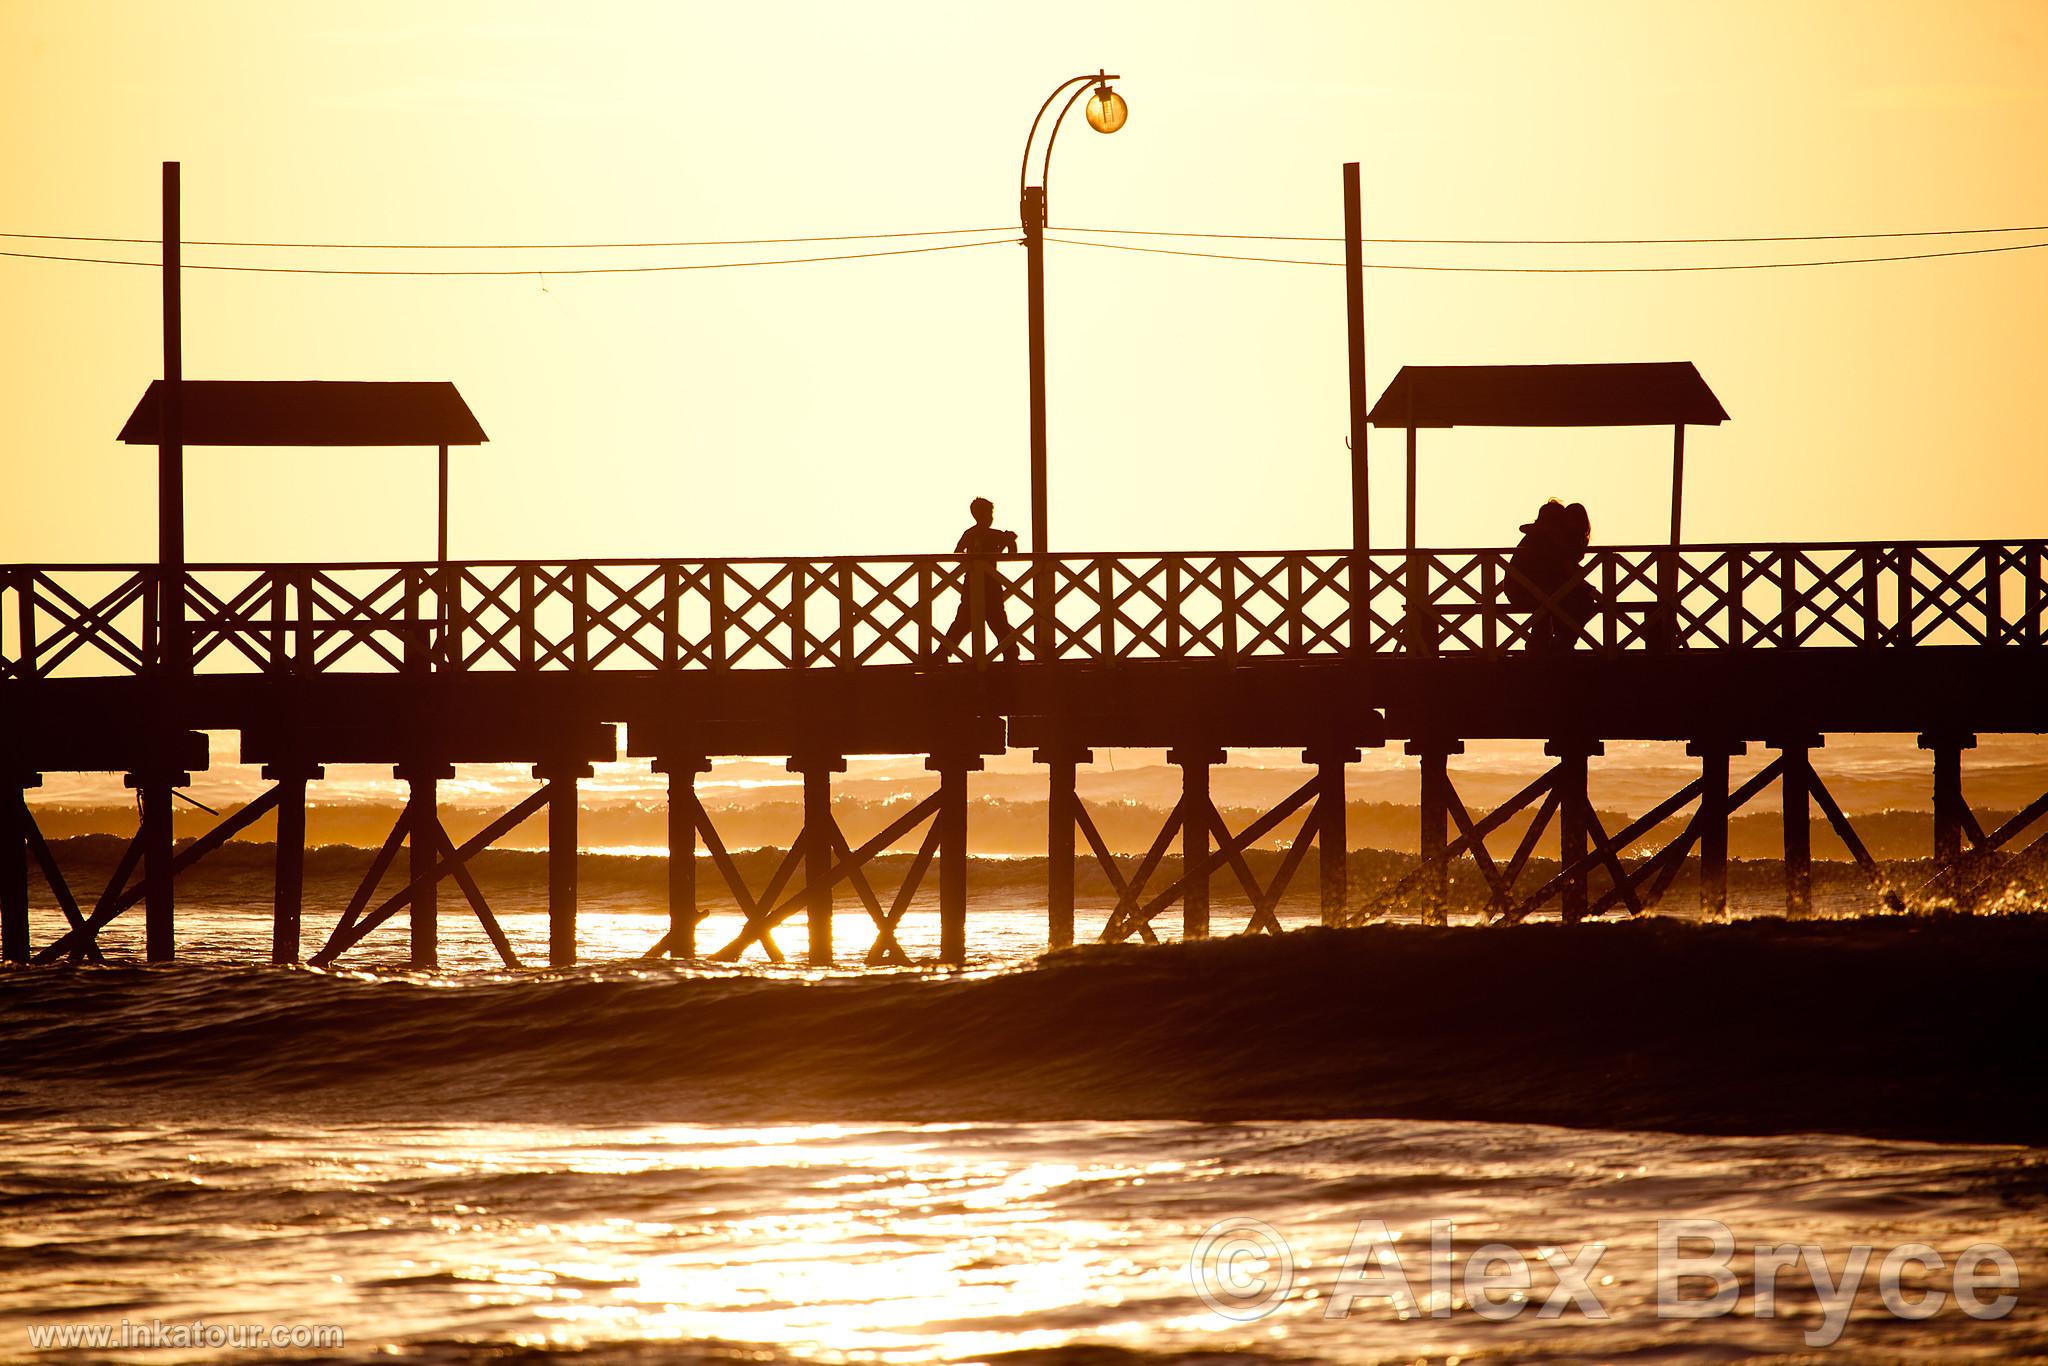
top-left (1, 538), bottom-right (2041, 574)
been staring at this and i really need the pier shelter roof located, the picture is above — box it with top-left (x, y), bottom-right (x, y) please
top-left (1366, 362), bottom-right (1726, 430)
top-left (118, 380), bottom-right (486, 447)
top-left (1365, 362), bottom-right (1726, 548)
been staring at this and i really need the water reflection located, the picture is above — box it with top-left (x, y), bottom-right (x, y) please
top-left (2, 1118), bottom-right (2041, 1363)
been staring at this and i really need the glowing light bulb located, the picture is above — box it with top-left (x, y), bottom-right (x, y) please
top-left (1085, 87), bottom-right (1128, 134)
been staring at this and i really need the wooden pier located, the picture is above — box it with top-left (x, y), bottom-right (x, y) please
top-left (3, 538), bottom-right (2045, 968)
top-left (6, 165), bottom-right (2042, 970)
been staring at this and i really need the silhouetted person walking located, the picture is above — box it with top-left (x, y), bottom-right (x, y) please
top-left (940, 497), bottom-right (1019, 662)
top-left (1507, 499), bottom-right (1596, 648)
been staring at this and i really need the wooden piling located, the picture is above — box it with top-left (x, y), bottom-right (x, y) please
top-left (1307, 746), bottom-right (1360, 925)
top-left (1920, 731), bottom-right (1976, 900)
top-left (789, 754), bottom-right (845, 966)
top-left (263, 761), bottom-right (322, 964)
top-left (1687, 740), bottom-right (1743, 920)
top-left (654, 755), bottom-right (712, 958)
top-left (396, 761), bottom-right (450, 968)
top-left (1773, 736), bottom-right (1821, 917)
top-left (536, 759), bottom-right (594, 967)
top-left (1034, 744), bottom-right (1090, 949)
top-left (128, 768), bottom-right (187, 962)
top-left (1, 776), bottom-right (36, 962)
top-left (1168, 746), bottom-right (1224, 938)
top-left (928, 751), bottom-right (982, 967)
top-left (1545, 738), bottom-right (1601, 922)
top-left (1408, 739), bottom-right (1463, 924)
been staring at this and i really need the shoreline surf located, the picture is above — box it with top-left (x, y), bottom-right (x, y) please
top-left (7, 915), bottom-right (2043, 1145)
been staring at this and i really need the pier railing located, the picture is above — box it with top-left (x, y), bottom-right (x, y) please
top-left (2, 542), bottom-right (2041, 679)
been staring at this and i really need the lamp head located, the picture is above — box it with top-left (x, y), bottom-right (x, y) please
top-left (1085, 82), bottom-right (1128, 134)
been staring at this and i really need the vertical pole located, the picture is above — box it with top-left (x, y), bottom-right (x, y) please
top-left (1035, 745), bottom-right (1089, 949)
top-left (1, 778), bottom-right (37, 963)
top-left (1661, 424), bottom-right (1685, 649)
top-left (929, 752), bottom-right (981, 967)
top-left (1688, 740), bottom-right (1740, 921)
top-left (437, 444), bottom-right (450, 566)
top-left (1309, 746), bottom-right (1360, 925)
top-left (148, 164), bottom-right (186, 961)
top-left (656, 756), bottom-right (710, 957)
top-left (1920, 732), bottom-right (1976, 901)
top-left (1407, 739), bottom-right (1461, 924)
top-left (1669, 424), bottom-right (1686, 547)
top-left (1404, 427), bottom-right (1418, 550)
top-left (158, 161), bottom-right (186, 675)
top-left (1343, 163), bottom-right (1369, 567)
top-left (129, 769), bottom-right (184, 962)
top-left (790, 754), bottom-right (845, 966)
top-left (1404, 427), bottom-right (1431, 654)
top-left (1023, 184), bottom-right (1049, 556)
top-left (398, 761), bottom-right (449, 969)
top-left (1023, 183), bottom-right (1057, 661)
top-left (538, 761), bottom-right (591, 967)
top-left (1774, 736), bottom-right (1818, 918)
top-left (1546, 739), bottom-right (1600, 922)
top-left (265, 762), bottom-right (319, 964)
top-left (1169, 746), bottom-right (1223, 938)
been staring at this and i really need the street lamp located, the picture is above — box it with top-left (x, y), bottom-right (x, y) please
top-left (1019, 70), bottom-right (1126, 556)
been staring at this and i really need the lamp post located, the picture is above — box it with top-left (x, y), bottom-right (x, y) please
top-left (1019, 70), bottom-right (1126, 556)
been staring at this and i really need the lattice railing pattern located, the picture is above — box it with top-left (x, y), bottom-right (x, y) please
top-left (2, 542), bottom-right (2041, 678)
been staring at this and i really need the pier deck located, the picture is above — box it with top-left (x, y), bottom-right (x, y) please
top-left (4, 540), bottom-right (2042, 968)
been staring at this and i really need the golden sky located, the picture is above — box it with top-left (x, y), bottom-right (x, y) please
top-left (3, 0), bottom-right (2045, 565)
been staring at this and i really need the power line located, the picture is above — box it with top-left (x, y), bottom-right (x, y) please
top-left (9, 231), bottom-right (2048, 277)
top-left (0, 238), bottom-right (1018, 276)
top-left (8, 220), bottom-right (2048, 250)
top-left (1055, 223), bottom-right (2048, 245)
top-left (1043, 235), bottom-right (2048, 272)
top-left (0, 225), bottom-right (1012, 250)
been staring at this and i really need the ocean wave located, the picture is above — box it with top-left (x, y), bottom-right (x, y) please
top-left (6, 916), bottom-right (2047, 1144)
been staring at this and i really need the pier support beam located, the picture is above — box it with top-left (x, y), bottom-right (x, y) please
top-left (1034, 744), bottom-right (1091, 949)
top-left (1306, 746), bottom-right (1360, 926)
top-left (653, 755), bottom-right (712, 958)
top-left (1407, 738), bottom-right (1464, 924)
top-left (1546, 738), bottom-right (1602, 923)
top-left (1168, 746), bottom-right (1224, 939)
top-left (1920, 731), bottom-right (1977, 902)
top-left (789, 754), bottom-right (846, 966)
top-left (1772, 735), bottom-right (1822, 918)
top-left (1687, 740), bottom-right (1744, 921)
top-left (126, 766), bottom-right (190, 962)
top-left (536, 758), bottom-right (594, 967)
top-left (396, 761), bottom-right (452, 969)
top-left (927, 750), bottom-right (983, 967)
top-left (2, 774), bottom-right (40, 963)
top-left (262, 761), bottom-right (323, 965)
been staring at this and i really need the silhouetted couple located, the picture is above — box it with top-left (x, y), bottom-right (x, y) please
top-left (1507, 499), bottom-right (1596, 648)
top-left (940, 497), bottom-right (1020, 662)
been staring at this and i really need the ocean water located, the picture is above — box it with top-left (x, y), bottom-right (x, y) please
top-left (4, 1087), bottom-right (2044, 1362)
top-left (7, 900), bottom-right (2045, 1362)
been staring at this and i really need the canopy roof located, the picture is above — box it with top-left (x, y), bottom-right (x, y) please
top-left (119, 381), bottom-right (487, 446)
top-left (1366, 362), bottom-right (1727, 429)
